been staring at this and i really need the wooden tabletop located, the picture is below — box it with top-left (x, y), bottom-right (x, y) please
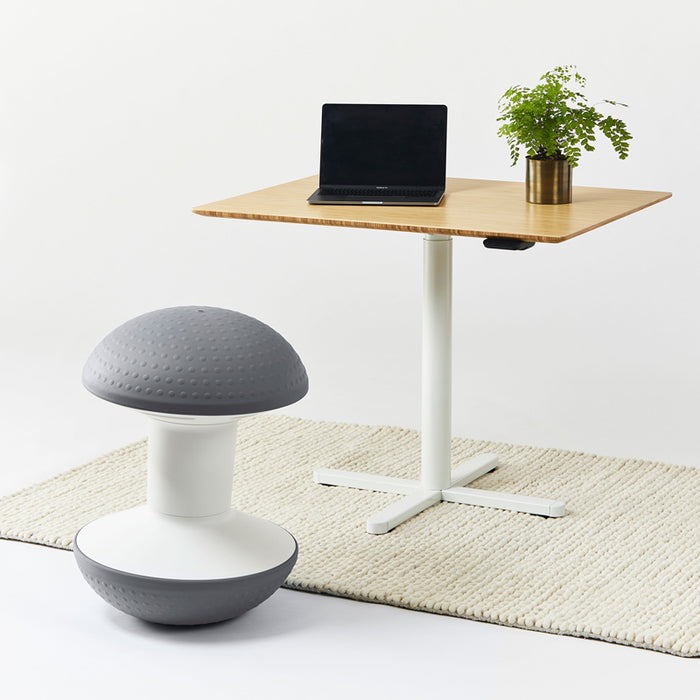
top-left (193, 175), bottom-right (671, 244)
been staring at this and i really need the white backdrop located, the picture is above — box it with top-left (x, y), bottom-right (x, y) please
top-left (1, 1), bottom-right (698, 482)
top-left (2, 0), bottom-right (697, 482)
top-left (1, 2), bottom-right (699, 696)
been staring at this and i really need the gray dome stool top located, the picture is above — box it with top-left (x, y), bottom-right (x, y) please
top-left (74, 306), bottom-right (308, 625)
top-left (82, 305), bottom-right (308, 416)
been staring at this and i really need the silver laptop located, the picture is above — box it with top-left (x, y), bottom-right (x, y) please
top-left (307, 104), bottom-right (447, 206)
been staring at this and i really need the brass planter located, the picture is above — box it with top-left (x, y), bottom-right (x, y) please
top-left (525, 157), bottom-right (572, 204)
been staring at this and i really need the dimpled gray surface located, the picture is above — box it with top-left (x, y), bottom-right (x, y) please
top-left (82, 306), bottom-right (308, 415)
top-left (74, 536), bottom-right (298, 625)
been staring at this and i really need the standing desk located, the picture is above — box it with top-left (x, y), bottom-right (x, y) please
top-left (194, 175), bottom-right (671, 534)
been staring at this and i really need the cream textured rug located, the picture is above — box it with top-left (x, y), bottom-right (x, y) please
top-left (1, 414), bottom-right (698, 657)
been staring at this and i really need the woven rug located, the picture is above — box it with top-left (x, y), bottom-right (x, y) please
top-left (1, 414), bottom-right (698, 657)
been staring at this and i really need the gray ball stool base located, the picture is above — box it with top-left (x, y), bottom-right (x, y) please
top-left (75, 306), bottom-right (308, 625)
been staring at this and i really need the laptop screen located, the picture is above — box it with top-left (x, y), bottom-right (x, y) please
top-left (319, 104), bottom-right (447, 188)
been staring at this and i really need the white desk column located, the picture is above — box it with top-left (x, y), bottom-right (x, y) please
top-left (312, 232), bottom-right (566, 533)
top-left (421, 234), bottom-right (453, 492)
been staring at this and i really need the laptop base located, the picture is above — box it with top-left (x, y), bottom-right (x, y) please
top-left (307, 189), bottom-right (444, 206)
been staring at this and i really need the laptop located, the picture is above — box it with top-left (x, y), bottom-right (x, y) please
top-left (307, 104), bottom-right (447, 206)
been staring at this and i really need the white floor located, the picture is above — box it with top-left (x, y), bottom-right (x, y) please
top-left (1, 539), bottom-right (697, 699)
top-left (1, 356), bottom-right (697, 699)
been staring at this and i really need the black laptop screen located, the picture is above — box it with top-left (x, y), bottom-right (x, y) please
top-left (319, 104), bottom-right (447, 188)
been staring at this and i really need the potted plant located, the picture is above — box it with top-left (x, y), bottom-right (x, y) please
top-left (496, 65), bottom-right (632, 203)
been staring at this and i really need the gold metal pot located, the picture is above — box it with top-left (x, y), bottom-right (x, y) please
top-left (525, 157), bottom-right (572, 204)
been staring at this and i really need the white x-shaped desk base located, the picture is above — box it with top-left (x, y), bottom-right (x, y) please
top-left (313, 234), bottom-right (566, 534)
top-left (314, 452), bottom-right (565, 534)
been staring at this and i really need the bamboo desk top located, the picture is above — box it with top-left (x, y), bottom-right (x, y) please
top-left (193, 175), bottom-right (671, 244)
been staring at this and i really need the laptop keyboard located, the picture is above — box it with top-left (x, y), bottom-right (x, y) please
top-left (321, 187), bottom-right (439, 198)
